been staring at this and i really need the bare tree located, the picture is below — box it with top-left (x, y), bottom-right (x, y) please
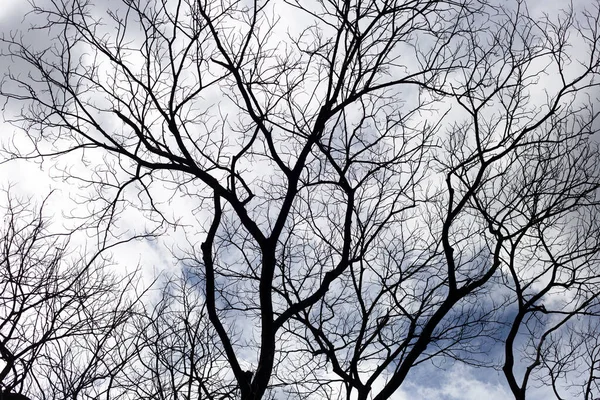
top-left (0, 189), bottom-right (140, 400)
top-left (1, 0), bottom-right (600, 399)
top-left (115, 272), bottom-right (236, 400)
top-left (535, 319), bottom-right (600, 400)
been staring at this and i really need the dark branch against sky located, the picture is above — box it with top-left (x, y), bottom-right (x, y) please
top-left (1, 1), bottom-right (600, 399)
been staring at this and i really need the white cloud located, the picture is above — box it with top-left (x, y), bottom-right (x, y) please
top-left (401, 366), bottom-right (511, 400)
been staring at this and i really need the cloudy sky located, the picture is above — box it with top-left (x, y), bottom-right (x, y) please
top-left (1, 0), bottom-right (599, 399)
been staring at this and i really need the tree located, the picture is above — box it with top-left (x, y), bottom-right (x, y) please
top-left (1, 0), bottom-right (600, 399)
top-left (115, 273), bottom-right (237, 400)
top-left (0, 190), bottom-right (140, 400)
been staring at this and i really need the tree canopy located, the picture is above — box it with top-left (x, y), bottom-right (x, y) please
top-left (1, 0), bottom-right (600, 399)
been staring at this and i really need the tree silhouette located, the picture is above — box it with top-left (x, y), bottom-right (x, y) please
top-left (1, 392), bottom-right (32, 400)
top-left (0, 190), bottom-right (141, 399)
top-left (1, 0), bottom-right (600, 399)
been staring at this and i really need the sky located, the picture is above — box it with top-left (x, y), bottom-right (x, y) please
top-left (1, 0), bottom-right (599, 399)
